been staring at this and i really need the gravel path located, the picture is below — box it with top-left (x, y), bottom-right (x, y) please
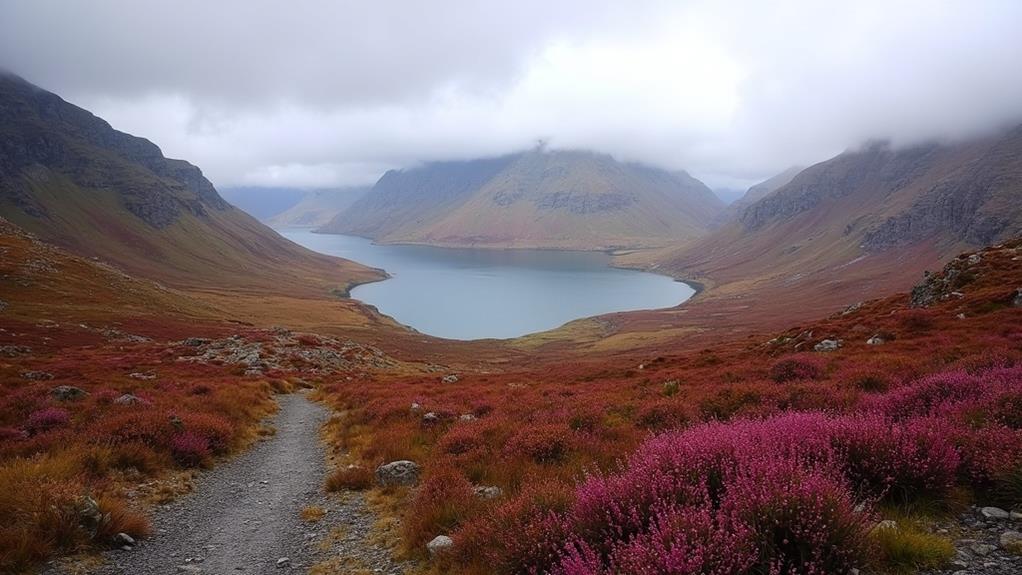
top-left (51, 391), bottom-right (408, 575)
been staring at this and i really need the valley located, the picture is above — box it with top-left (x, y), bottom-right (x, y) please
top-left (2, 36), bottom-right (1022, 575)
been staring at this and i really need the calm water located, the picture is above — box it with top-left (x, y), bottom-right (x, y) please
top-left (280, 229), bottom-right (694, 340)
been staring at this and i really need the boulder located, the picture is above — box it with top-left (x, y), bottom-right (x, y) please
top-left (871, 519), bottom-right (898, 533)
top-left (113, 532), bottom-right (135, 546)
top-left (114, 394), bottom-right (142, 406)
top-left (814, 339), bottom-right (842, 352)
top-left (427, 535), bottom-right (454, 557)
top-left (459, 414), bottom-right (477, 421)
top-left (473, 485), bottom-right (502, 500)
top-left (982, 506), bottom-right (1011, 520)
top-left (441, 374), bottom-right (459, 384)
top-left (182, 337), bottom-right (209, 347)
top-left (51, 385), bottom-right (88, 401)
top-left (376, 460), bottom-right (420, 487)
top-left (422, 412), bottom-right (440, 424)
top-left (128, 372), bottom-right (156, 380)
top-left (866, 335), bottom-right (885, 346)
top-left (999, 531), bottom-right (1022, 553)
top-left (22, 370), bottom-right (54, 381)
top-left (1013, 288), bottom-right (1022, 308)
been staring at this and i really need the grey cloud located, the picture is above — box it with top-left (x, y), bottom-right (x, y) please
top-left (2, 0), bottom-right (1021, 190)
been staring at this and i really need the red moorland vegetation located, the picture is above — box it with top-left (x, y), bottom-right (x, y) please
top-left (319, 239), bottom-right (1022, 573)
top-left (0, 325), bottom-right (285, 572)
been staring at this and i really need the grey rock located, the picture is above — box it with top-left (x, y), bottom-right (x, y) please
top-left (0, 345), bottom-right (31, 357)
top-left (23, 370), bottom-right (54, 381)
top-left (871, 519), bottom-right (898, 533)
top-left (866, 335), bottom-right (885, 345)
top-left (982, 507), bottom-right (1011, 520)
top-left (459, 414), bottom-right (477, 421)
top-left (473, 485), bottom-right (502, 500)
top-left (1000, 530), bottom-right (1022, 551)
top-left (276, 557), bottom-right (290, 568)
top-left (842, 302), bottom-right (863, 315)
top-left (426, 535), bottom-right (454, 557)
top-left (1013, 288), bottom-right (1022, 308)
top-left (970, 543), bottom-right (997, 556)
top-left (441, 374), bottom-right (459, 384)
top-left (129, 372), bottom-right (156, 380)
top-left (422, 412), bottom-right (439, 424)
top-left (51, 385), bottom-right (87, 400)
top-left (114, 394), bottom-right (143, 406)
top-left (375, 460), bottom-right (420, 487)
top-left (183, 337), bottom-right (210, 347)
top-left (113, 532), bottom-right (135, 546)
top-left (410, 402), bottom-right (422, 413)
top-left (814, 339), bottom-right (842, 352)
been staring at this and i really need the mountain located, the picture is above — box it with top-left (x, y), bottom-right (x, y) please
top-left (642, 127), bottom-right (1022, 321)
top-left (712, 166), bottom-right (804, 227)
top-left (320, 148), bottom-right (724, 250)
top-left (267, 187), bottom-right (370, 228)
top-left (0, 72), bottom-right (382, 296)
top-left (219, 186), bottom-right (308, 220)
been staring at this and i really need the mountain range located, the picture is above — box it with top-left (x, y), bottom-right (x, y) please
top-left (319, 148), bottom-right (724, 250)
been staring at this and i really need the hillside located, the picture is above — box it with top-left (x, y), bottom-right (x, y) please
top-left (713, 165), bottom-right (804, 226)
top-left (0, 72), bottom-right (383, 296)
top-left (320, 149), bottom-right (724, 250)
top-left (267, 187), bottom-right (369, 228)
top-left (632, 129), bottom-right (1022, 323)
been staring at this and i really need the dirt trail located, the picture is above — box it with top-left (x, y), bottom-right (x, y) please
top-left (54, 392), bottom-right (406, 575)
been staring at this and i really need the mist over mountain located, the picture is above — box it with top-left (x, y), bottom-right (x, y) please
top-left (321, 148), bottom-right (723, 250)
top-left (219, 187), bottom-right (308, 220)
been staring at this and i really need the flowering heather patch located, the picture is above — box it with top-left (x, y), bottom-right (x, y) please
top-left (24, 407), bottom-right (69, 434)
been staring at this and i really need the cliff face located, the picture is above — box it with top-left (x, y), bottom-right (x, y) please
top-left (321, 149), bottom-right (723, 250)
top-left (0, 72), bottom-right (382, 294)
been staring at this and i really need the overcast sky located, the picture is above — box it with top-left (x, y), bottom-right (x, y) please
top-left (2, 0), bottom-right (1021, 190)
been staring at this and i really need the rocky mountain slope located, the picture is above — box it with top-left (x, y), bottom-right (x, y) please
top-left (0, 72), bottom-right (382, 295)
top-left (641, 128), bottom-right (1022, 321)
top-left (713, 165), bottom-right (804, 226)
top-left (320, 148), bottom-right (723, 250)
top-left (267, 187), bottom-right (369, 228)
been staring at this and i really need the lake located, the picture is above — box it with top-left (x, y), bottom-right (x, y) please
top-left (279, 229), bottom-right (695, 340)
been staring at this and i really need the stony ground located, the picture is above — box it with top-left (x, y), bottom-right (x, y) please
top-left (45, 391), bottom-right (407, 575)
top-left (921, 506), bottom-right (1022, 575)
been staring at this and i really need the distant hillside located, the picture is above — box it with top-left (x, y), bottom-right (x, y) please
top-left (641, 127), bottom-right (1022, 320)
top-left (0, 72), bottom-right (382, 296)
top-left (219, 186), bottom-right (307, 220)
top-left (267, 187), bottom-right (369, 228)
top-left (712, 166), bottom-right (803, 227)
top-left (320, 149), bottom-right (724, 250)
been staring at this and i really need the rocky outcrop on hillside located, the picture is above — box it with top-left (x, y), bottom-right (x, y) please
top-left (0, 71), bottom-right (227, 229)
top-left (737, 130), bottom-right (1022, 251)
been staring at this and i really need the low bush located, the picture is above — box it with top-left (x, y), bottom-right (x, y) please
top-left (769, 355), bottom-right (825, 383)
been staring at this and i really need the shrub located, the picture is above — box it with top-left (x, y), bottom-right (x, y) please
top-left (437, 424), bottom-right (487, 456)
top-left (770, 355), bottom-right (825, 383)
top-left (325, 465), bottom-right (372, 492)
top-left (504, 425), bottom-right (572, 463)
top-left (25, 408), bottom-right (70, 434)
top-left (403, 467), bottom-right (480, 552)
top-left (635, 400), bottom-right (689, 431)
top-left (179, 413), bottom-right (234, 454)
top-left (871, 522), bottom-right (954, 572)
top-left (169, 431), bottom-right (210, 467)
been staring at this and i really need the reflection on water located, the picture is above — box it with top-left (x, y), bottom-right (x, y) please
top-left (280, 229), bottom-right (695, 340)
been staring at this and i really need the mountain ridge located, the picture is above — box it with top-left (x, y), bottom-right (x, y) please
top-left (320, 149), bottom-right (724, 250)
top-left (0, 72), bottom-right (383, 296)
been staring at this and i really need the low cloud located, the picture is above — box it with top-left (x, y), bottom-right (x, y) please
top-left (3, 0), bottom-right (1021, 190)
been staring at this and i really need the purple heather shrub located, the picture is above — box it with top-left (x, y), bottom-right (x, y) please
top-left (25, 407), bottom-right (70, 434)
